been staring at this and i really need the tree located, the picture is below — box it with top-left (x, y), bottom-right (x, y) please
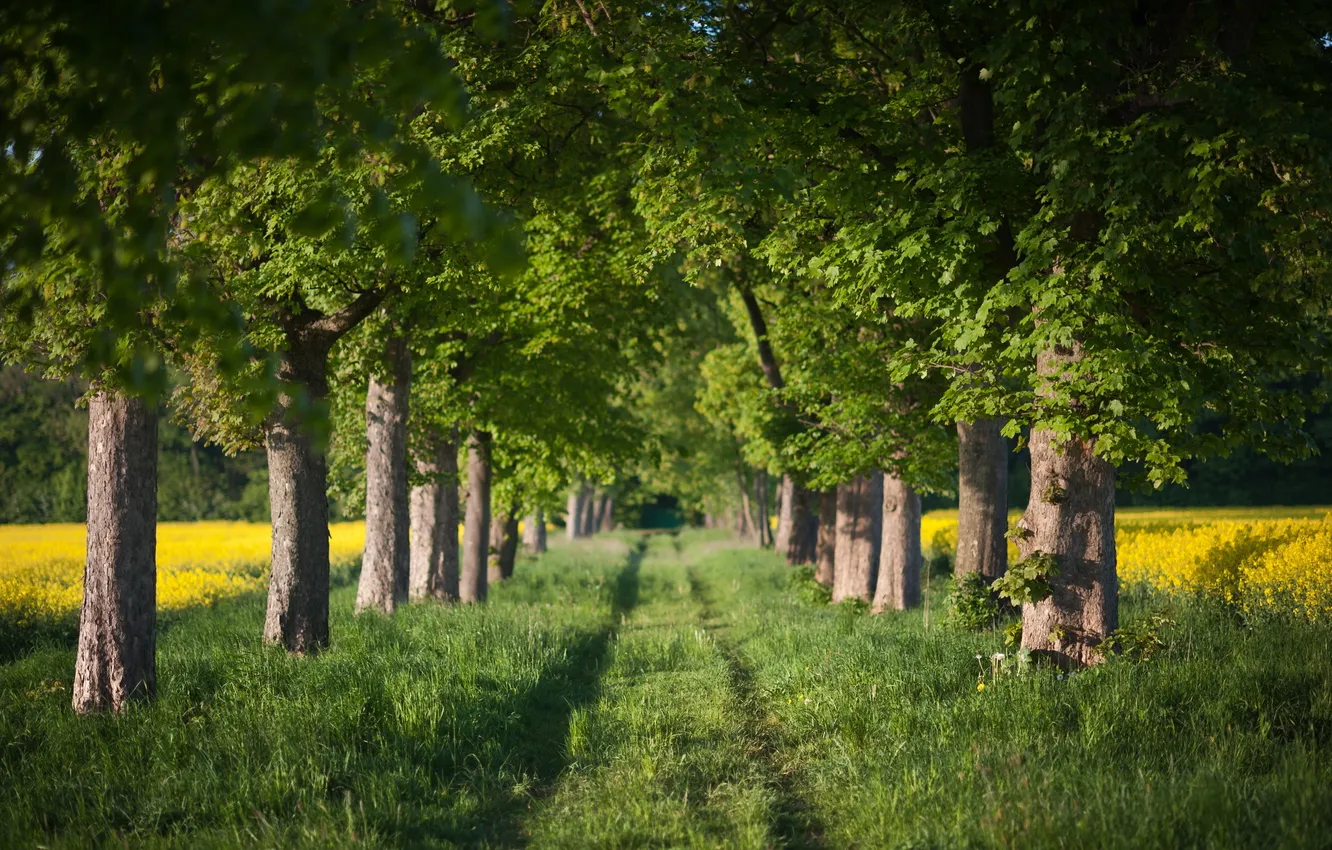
top-left (71, 391), bottom-right (157, 713)
top-left (0, 0), bottom-right (480, 390)
top-left (775, 0), bottom-right (1332, 664)
top-left (355, 332), bottom-right (411, 615)
top-left (1, 0), bottom-right (498, 702)
top-left (459, 430), bottom-right (492, 603)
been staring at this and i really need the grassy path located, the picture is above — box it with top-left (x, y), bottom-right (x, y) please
top-left (523, 536), bottom-right (812, 848)
top-left (3, 531), bottom-right (1332, 848)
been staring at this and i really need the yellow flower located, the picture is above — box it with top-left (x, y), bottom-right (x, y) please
top-left (977, 682), bottom-right (985, 692)
top-left (0, 521), bottom-right (367, 624)
top-left (921, 507), bottom-right (1332, 623)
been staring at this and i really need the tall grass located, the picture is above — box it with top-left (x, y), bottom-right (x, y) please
top-left (1, 531), bottom-right (1329, 847)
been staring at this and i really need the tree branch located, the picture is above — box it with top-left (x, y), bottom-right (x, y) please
top-left (308, 286), bottom-right (391, 342)
top-left (737, 284), bottom-right (786, 390)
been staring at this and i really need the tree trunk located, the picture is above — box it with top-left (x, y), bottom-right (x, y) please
top-left (459, 431), bottom-right (492, 603)
top-left (579, 483), bottom-right (598, 536)
top-left (755, 469), bottom-right (772, 548)
top-left (523, 509), bottom-right (547, 554)
top-left (488, 510), bottom-right (507, 585)
top-left (778, 477), bottom-right (816, 566)
top-left (264, 343), bottom-right (333, 654)
top-left (833, 473), bottom-right (882, 603)
top-left (814, 489), bottom-right (837, 587)
top-left (1017, 425), bottom-right (1117, 667)
top-left (500, 513), bottom-right (520, 579)
top-left (72, 392), bottom-right (158, 714)
top-left (409, 427), bottom-right (460, 600)
top-left (597, 494), bottom-right (615, 532)
top-left (356, 337), bottom-right (411, 615)
top-left (774, 475), bottom-right (793, 554)
top-left (566, 486), bottom-right (583, 540)
top-left (956, 418), bottom-right (1009, 580)
top-left (873, 474), bottom-right (922, 612)
top-left (736, 468), bottom-right (754, 540)
top-left (592, 490), bottom-right (608, 532)
top-left (262, 293), bottom-right (385, 652)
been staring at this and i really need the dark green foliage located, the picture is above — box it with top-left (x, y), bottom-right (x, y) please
top-left (0, 368), bottom-right (86, 522)
top-left (1097, 614), bottom-right (1176, 662)
top-left (946, 571), bottom-right (1002, 632)
top-left (787, 565), bottom-right (831, 607)
top-left (993, 552), bottom-right (1060, 605)
top-left (0, 367), bottom-right (267, 522)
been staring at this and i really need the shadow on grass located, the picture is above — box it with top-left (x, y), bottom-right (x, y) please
top-left (688, 568), bottom-right (828, 849)
top-left (0, 561), bottom-right (361, 668)
top-left (386, 545), bottom-right (645, 848)
top-left (0, 610), bottom-right (199, 666)
top-left (0, 618), bottom-right (78, 665)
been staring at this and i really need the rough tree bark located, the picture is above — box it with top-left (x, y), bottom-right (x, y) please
top-left (956, 418), bottom-right (1009, 580)
top-left (1016, 347), bottom-right (1118, 667)
top-left (408, 426), bottom-right (459, 600)
top-left (72, 392), bottom-right (158, 714)
top-left (832, 473), bottom-right (882, 603)
top-left (459, 431), bottom-right (492, 603)
top-left (873, 473), bottom-right (922, 612)
top-left (815, 489), bottom-right (837, 587)
top-left (264, 291), bottom-right (385, 653)
top-left (356, 336), bottom-right (411, 615)
top-left (776, 474), bottom-right (816, 566)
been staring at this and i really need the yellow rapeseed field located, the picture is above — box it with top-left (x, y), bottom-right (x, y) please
top-left (922, 506), bottom-right (1332, 621)
top-left (4, 508), bottom-right (1330, 628)
top-left (0, 522), bottom-right (365, 629)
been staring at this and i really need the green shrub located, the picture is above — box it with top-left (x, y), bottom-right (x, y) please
top-left (993, 552), bottom-right (1060, 605)
top-left (1096, 613), bottom-right (1175, 661)
top-left (945, 571), bottom-right (1001, 631)
top-left (788, 565), bottom-right (832, 606)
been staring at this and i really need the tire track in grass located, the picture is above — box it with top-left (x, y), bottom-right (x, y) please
top-left (688, 568), bottom-right (826, 849)
top-left (471, 539), bottom-right (645, 847)
top-left (519, 536), bottom-right (778, 848)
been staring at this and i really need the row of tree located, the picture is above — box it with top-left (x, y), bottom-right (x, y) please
top-left (5, 0), bottom-right (1332, 713)
top-left (609, 0), bottom-right (1332, 667)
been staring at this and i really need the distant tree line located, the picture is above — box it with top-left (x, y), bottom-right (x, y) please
top-left (0, 368), bottom-right (270, 523)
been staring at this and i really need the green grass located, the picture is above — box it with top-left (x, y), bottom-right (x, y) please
top-left (2, 531), bottom-right (1331, 847)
